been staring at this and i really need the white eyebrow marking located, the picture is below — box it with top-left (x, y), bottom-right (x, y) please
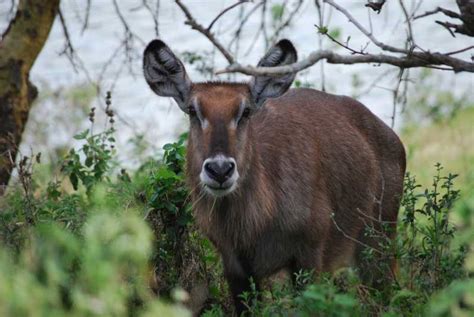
top-left (192, 97), bottom-right (209, 129)
top-left (229, 97), bottom-right (247, 129)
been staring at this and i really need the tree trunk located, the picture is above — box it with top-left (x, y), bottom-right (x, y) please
top-left (0, 0), bottom-right (60, 195)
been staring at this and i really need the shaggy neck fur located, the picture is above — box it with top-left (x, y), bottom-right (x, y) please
top-left (187, 123), bottom-right (275, 252)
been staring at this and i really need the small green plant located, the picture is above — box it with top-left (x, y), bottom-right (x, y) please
top-left (398, 163), bottom-right (466, 294)
top-left (296, 282), bottom-right (360, 317)
top-left (0, 208), bottom-right (189, 316)
top-left (1, 81), bottom-right (472, 317)
top-left (62, 92), bottom-right (116, 193)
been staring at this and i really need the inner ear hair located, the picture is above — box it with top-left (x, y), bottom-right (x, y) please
top-left (250, 39), bottom-right (298, 108)
top-left (143, 39), bottom-right (192, 112)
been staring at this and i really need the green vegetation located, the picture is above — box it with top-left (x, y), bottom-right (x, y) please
top-left (0, 87), bottom-right (473, 316)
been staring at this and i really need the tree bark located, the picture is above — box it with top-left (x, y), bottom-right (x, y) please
top-left (0, 0), bottom-right (60, 195)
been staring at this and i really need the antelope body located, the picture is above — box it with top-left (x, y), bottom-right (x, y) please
top-left (143, 39), bottom-right (406, 314)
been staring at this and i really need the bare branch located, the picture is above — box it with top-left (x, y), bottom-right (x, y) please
top-left (399, 0), bottom-right (416, 49)
top-left (436, 20), bottom-right (457, 37)
top-left (175, 0), bottom-right (235, 64)
top-left (315, 24), bottom-right (367, 55)
top-left (444, 45), bottom-right (474, 56)
top-left (228, 1), bottom-right (264, 51)
top-left (323, 0), bottom-right (407, 54)
top-left (414, 7), bottom-right (461, 20)
top-left (112, 0), bottom-right (146, 78)
top-left (216, 50), bottom-right (474, 76)
top-left (58, 8), bottom-right (78, 72)
top-left (330, 213), bottom-right (384, 255)
top-left (415, 2), bottom-right (474, 37)
top-left (172, 0), bottom-right (473, 77)
top-left (391, 68), bottom-right (406, 128)
top-left (270, 0), bottom-right (304, 43)
top-left (207, 0), bottom-right (251, 32)
top-left (314, 0), bottom-right (326, 91)
top-left (142, 0), bottom-right (161, 36)
top-left (81, 0), bottom-right (91, 34)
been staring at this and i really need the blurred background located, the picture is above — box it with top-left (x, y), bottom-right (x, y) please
top-left (0, 1), bottom-right (473, 316)
top-left (1, 0), bottom-right (472, 172)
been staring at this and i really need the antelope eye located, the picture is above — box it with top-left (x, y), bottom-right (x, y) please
top-left (241, 108), bottom-right (251, 119)
top-left (188, 106), bottom-right (197, 116)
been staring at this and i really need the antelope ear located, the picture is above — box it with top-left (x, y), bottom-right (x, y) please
top-left (143, 39), bottom-right (192, 112)
top-left (250, 39), bottom-right (297, 108)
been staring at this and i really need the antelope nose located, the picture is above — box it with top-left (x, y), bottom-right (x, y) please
top-left (204, 159), bottom-right (235, 184)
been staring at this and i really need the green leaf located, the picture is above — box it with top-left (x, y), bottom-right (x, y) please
top-left (317, 25), bottom-right (328, 34)
top-left (73, 129), bottom-right (89, 140)
top-left (271, 4), bottom-right (284, 21)
top-left (163, 143), bottom-right (173, 151)
top-left (328, 27), bottom-right (342, 40)
top-left (85, 156), bottom-right (93, 167)
top-left (69, 173), bottom-right (79, 190)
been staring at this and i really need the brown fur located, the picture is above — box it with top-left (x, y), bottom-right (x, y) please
top-left (186, 84), bottom-right (406, 312)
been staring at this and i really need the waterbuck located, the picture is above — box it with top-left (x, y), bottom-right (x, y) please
top-left (143, 39), bottom-right (406, 314)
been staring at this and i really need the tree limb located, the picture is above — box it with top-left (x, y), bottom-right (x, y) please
top-left (207, 0), bottom-right (251, 32)
top-left (0, 0), bottom-right (60, 194)
top-left (216, 50), bottom-right (474, 75)
top-left (323, 0), bottom-right (407, 54)
top-left (175, 0), bottom-right (236, 64)
top-left (174, 0), bottom-right (474, 77)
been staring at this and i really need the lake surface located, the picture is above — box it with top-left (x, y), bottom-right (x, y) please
top-left (1, 0), bottom-right (472, 165)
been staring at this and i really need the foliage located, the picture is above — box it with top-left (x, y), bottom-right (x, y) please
top-left (0, 199), bottom-right (189, 316)
top-left (0, 91), bottom-right (473, 316)
top-left (398, 164), bottom-right (465, 294)
top-left (62, 92), bottom-right (117, 193)
top-left (0, 93), bottom-right (191, 316)
top-left (198, 163), bottom-right (472, 316)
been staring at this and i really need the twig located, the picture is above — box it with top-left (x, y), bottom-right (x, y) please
top-left (353, 69), bottom-right (395, 99)
top-left (314, 0), bottom-right (326, 91)
top-left (174, 0), bottom-right (474, 76)
top-left (58, 7), bottom-right (78, 72)
top-left (216, 50), bottom-right (474, 75)
top-left (399, 0), bottom-right (416, 49)
top-left (207, 0), bottom-right (251, 32)
top-left (391, 68), bottom-right (405, 128)
top-left (175, 0), bottom-right (235, 64)
top-left (315, 24), bottom-right (367, 55)
top-left (323, 0), bottom-right (407, 54)
top-left (330, 213), bottom-right (383, 255)
top-left (444, 45), bottom-right (474, 56)
top-left (261, 0), bottom-right (269, 49)
top-left (112, 0), bottom-right (145, 45)
top-left (270, 0), bottom-right (304, 43)
top-left (228, 1), bottom-right (264, 53)
top-left (435, 20), bottom-right (456, 37)
top-left (142, 0), bottom-right (161, 36)
top-left (81, 0), bottom-right (91, 34)
top-left (413, 7), bottom-right (460, 20)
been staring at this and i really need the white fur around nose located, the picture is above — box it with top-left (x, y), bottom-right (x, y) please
top-left (200, 155), bottom-right (239, 197)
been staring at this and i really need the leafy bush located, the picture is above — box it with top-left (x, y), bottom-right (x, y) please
top-left (398, 163), bottom-right (466, 295)
top-left (0, 206), bottom-right (189, 316)
top-left (0, 91), bottom-right (472, 316)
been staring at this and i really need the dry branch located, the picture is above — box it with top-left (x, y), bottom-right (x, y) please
top-left (207, 0), bottom-right (251, 32)
top-left (175, 0), bottom-right (236, 64)
top-left (174, 0), bottom-right (474, 77)
top-left (216, 50), bottom-right (474, 75)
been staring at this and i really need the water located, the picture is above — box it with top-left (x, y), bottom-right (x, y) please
top-left (1, 0), bottom-right (472, 164)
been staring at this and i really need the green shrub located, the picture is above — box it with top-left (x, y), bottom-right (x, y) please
top-left (0, 208), bottom-right (189, 316)
top-left (0, 91), bottom-right (472, 316)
